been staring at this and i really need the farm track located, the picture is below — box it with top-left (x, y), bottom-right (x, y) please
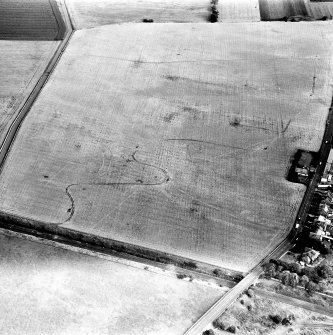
top-left (0, 0), bottom-right (65, 40)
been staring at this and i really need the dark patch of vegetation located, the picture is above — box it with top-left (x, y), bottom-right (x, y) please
top-left (269, 314), bottom-right (282, 324)
top-left (226, 325), bottom-right (236, 333)
top-left (202, 330), bottom-right (215, 335)
top-left (182, 261), bottom-right (198, 269)
top-left (263, 259), bottom-right (333, 293)
top-left (212, 268), bottom-right (223, 277)
top-left (209, 0), bottom-right (219, 23)
top-left (229, 116), bottom-right (241, 127)
top-left (142, 18), bottom-right (154, 23)
top-left (212, 319), bottom-right (226, 330)
top-left (164, 75), bottom-right (179, 81)
top-left (246, 289), bottom-right (254, 298)
top-left (234, 274), bottom-right (244, 282)
top-left (176, 273), bottom-right (187, 279)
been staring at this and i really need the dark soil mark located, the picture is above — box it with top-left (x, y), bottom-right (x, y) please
top-left (163, 112), bottom-right (178, 122)
top-left (229, 117), bottom-right (241, 127)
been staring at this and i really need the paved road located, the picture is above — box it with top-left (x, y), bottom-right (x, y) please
top-left (185, 103), bottom-right (333, 335)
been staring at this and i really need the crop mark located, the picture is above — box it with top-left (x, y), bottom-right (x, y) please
top-left (165, 138), bottom-right (246, 151)
top-left (310, 75), bottom-right (317, 96)
top-left (60, 150), bottom-right (170, 224)
top-left (281, 119), bottom-right (292, 134)
top-left (164, 75), bottom-right (227, 88)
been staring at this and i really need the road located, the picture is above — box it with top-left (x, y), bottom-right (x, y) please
top-left (185, 102), bottom-right (333, 335)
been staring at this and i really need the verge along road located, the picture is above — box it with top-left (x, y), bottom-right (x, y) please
top-left (184, 101), bottom-right (333, 335)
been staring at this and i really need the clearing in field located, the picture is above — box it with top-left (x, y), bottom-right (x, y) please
top-left (0, 22), bottom-right (333, 272)
top-left (0, 232), bottom-right (224, 335)
top-left (0, 40), bottom-right (59, 143)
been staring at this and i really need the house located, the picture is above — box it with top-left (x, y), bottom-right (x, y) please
top-left (301, 248), bottom-right (320, 265)
top-left (309, 226), bottom-right (325, 241)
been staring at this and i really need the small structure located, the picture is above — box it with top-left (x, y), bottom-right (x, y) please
top-left (309, 226), bottom-right (326, 241)
top-left (301, 248), bottom-right (320, 264)
top-left (295, 167), bottom-right (309, 177)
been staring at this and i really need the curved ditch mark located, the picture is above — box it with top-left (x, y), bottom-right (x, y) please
top-left (61, 150), bottom-right (170, 224)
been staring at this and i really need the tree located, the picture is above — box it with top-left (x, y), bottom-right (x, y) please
top-left (288, 262), bottom-right (302, 274)
top-left (317, 264), bottom-right (333, 279)
top-left (270, 315), bottom-right (282, 324)
top-left (246, 289), bottom-right (254, 298)
top-left (305, 281), bottom-right (317, 295)
top-left (202, 330), bottom-right (215, 335)
top-left (212, 319), bottom-right (226, 330)
top-left (263, 263), bottom-right (276, 278)
top-left (288, 273), bottom-right (299, 288)
top-left (299, 275), bottom-right (309, 287)
top-left (227, 325), bottom-right (236, 333)
top-left (282, 318), bottom-right (292, 326)
top-left (280, 271), bottom-right (290, 285)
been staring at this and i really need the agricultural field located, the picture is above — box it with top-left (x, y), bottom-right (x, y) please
top-left (0, 40), bottom-right (59, 143)
top-left (212, 291), bottom-right (333, 334)
top-left (0, 0), bottom-right (64, 40)
top-left (259, 0), bottom-right (333, 21)
top-left (0, 22), bottom-right (333, 272)
top-left (0, 232), bottom-right (225, 335)
top-left (66, 0), bottom-right (260, 29)
top-left (66, 0), bottom-right (213, 28)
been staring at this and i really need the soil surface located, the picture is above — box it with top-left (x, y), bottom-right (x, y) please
top-left (0, 22), bottom-right (332, 272)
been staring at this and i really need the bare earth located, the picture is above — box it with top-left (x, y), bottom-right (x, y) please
top-left (0, 22), bottom-right (333, 272)
top-left (0, 40), bottom-right (59, 142)
top-left (0, 232), bottom-right (224, 335)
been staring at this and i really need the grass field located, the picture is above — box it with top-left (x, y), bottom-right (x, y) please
top-left (0, 22), bottom-right (332, 272)
top-left (0, 232), bottom-right (224, 335)
top-left (0, 40), bottom-right (59, 143)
